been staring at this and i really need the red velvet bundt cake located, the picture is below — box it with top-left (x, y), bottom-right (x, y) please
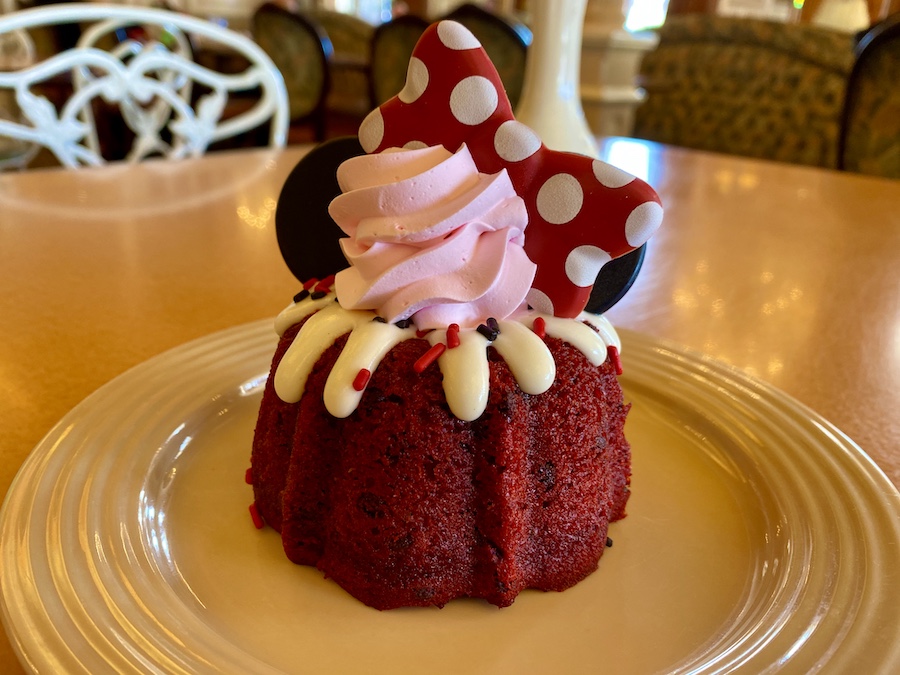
top-left (251, 295), bottom-right (631, 609)
top-left (248, 20), bottom-right (662, 610)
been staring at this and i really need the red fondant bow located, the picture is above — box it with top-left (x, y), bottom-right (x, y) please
top-left (359, 20), bottom-right (663, 318)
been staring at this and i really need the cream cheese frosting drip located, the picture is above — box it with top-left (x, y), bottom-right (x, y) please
top-left (274, 302), bottom-right (373, 404)
top-left (329, 144), bottom-right (537, 330)
top-left (427, 328), bottom-right (490, 422)
top-left (324, 319), bottom-right (417, 417)
top-left (274, 294), bottom-right (335, 336)
top-left (273, 291), bottom-right (621, 421)
top-left (492, 320), bottom-right (555, 395)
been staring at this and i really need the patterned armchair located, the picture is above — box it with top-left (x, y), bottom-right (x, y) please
top-left (838, 14), bottom-right (900, 179)
top-left (633, 15), bottom-right (855, 169)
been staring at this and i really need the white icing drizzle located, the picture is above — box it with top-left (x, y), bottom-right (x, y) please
top-left (324, 319), bottom-right (416, 418)
top-left (430, 328), bottom-right (490, 422)
top-left (580, 312), bottom-right (621, 353)
top-left (272, 292), bottom-right (621, 420)
top-left (274, 295), bottom-right (335, 336)
top-left (493, 319), bottom-right (555, 395)
top-left (274, 302), bottom-right (372, 403)
top-left (542, 314), bottom-right (614, 366)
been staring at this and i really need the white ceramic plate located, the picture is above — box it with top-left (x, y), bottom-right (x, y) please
top-left (2, 321), bottom-right (899, 674)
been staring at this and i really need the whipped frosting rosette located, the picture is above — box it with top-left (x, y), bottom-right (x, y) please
top-left (330, 144), bottom-right (536, 330)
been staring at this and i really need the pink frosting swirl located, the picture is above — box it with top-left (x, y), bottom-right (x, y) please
top-left (330, 144), bottom-right (536, 330)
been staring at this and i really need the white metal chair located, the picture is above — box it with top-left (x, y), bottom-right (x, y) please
top-left (74, 15), bottom-right (196, 163)
top-left (0, 23), bottom-right (36, 169)
top-left (0, 3), bottom-right (289, 168)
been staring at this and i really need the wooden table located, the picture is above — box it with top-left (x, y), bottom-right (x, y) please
top-left (1, 139), bottom-right (899, 672)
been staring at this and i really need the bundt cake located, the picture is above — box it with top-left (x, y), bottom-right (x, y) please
top-left (252, 290), bottom-right (631, 609)
top-left (248, 19), bottom-right (663, 610)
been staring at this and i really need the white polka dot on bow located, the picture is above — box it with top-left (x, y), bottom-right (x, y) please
top-left (566, 245), bottom-right (612, 287)
top-left (592, 160), bottom-right (636, 189)
top-left (399, 57), bottom-right (429, 104)
top-left (536, 174), bottom-right (583, 225)
top-left (494, 121), bottom-right (541, 162)
top-left (625, 201), bottom-right (664, 247)
top-left (449, 76), bottom-right (498, 126)
top-left (437, 20), bottom-right (482, 50)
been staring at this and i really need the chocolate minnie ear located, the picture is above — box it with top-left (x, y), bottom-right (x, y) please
top-left (276, 136), bottom-right (365, 282)
top-left (584, 245), bottom-right (645, 315)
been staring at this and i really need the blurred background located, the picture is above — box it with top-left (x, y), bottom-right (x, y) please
top-left (2, 0), bottom-right (897, 177)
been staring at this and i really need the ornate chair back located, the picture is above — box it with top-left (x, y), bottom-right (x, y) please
top-left (0, 23), bottom-right (35, 168)
top-left (73, 17), bottom-right (196, 163)
top-left (0, 3), bottom-right (288, 169)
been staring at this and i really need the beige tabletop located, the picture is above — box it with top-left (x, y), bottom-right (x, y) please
top-left (1, 139), bottom-right (899, 672)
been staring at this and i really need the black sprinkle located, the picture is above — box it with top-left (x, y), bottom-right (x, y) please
top-left (373, 316), bottom-right (387, 323)
top-left (486, 317), bottom-right (499, 333)
top-left (292, 289), bottom-right (310, 303)
top-left (606, 537), bottom-right (613, 548)
top-left (477, 324), bottom-right (499, 341)
top-left (310, 290), bottom-right (327, 300)
top-left (394, 319), bottom-right (412, 329)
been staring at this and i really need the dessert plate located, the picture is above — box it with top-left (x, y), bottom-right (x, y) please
top-left (2, 321), bottom-right (899, 674)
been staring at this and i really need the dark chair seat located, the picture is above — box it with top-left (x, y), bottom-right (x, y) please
top-left (252, 3), bottom-right (332, 142)
top-left (838, 14), bottom-right (900, 179)
top-left (309, 8), bottom-right (373, 119)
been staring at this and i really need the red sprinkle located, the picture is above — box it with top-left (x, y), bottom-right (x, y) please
top-left (414, 343), bottom-right (446, 373)
top-left (415, 328), bottom-right (433, 338)
top-left (249, 502), bottom-right (264, 529)
top-left (446, 323), bottom-right (461, 348)
top-left (607, 345), bottom-right (623, 376)
top-left (315, 274), bottom-right (335, 292)
top-left (353, 368), bottom-right (371, 391)
top-left (244, 467), bottom-right (253, 484)
top-left (302, 278), bottom-right (318, 290)
top-left (533, 316), bottom-right (546, 339)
